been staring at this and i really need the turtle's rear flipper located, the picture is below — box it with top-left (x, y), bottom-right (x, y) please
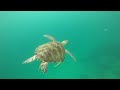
top-left (40, 61), bottom-right (48, 74)
top-left (43, 34), bottom-right (56, 41)
top-left (22, 55), bottom-right (36, 64)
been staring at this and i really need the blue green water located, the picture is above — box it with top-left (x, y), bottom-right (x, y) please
top-left (0, 11), bottom-right (120, 79)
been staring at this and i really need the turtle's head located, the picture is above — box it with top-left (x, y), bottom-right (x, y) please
top-left (61, 40), bottom-right (68, 45)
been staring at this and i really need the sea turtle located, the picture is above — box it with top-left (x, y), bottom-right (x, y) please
top-left (22, 34), bottom-right (77, 73)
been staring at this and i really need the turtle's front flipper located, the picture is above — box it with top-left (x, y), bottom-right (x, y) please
top-left (65, 49), bottom-right (77, 62)
top-left (43, 34), bottom-right (56, 41)
top-left (40, 61), bottom-right (48, 74)
top-left (22, 55), bottom-right (36, 64)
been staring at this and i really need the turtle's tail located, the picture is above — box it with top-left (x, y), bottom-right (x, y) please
top-left (22, 55), bottom-right (36, 64)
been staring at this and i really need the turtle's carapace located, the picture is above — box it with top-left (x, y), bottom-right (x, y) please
top-left (22, 34), bottom-right (77, 73)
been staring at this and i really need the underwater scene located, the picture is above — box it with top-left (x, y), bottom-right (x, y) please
top-left (0, 11), bottom-right (120, 79)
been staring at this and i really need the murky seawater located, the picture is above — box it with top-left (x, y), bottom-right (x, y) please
top-left (0, 11), bottom-right (120, 79)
